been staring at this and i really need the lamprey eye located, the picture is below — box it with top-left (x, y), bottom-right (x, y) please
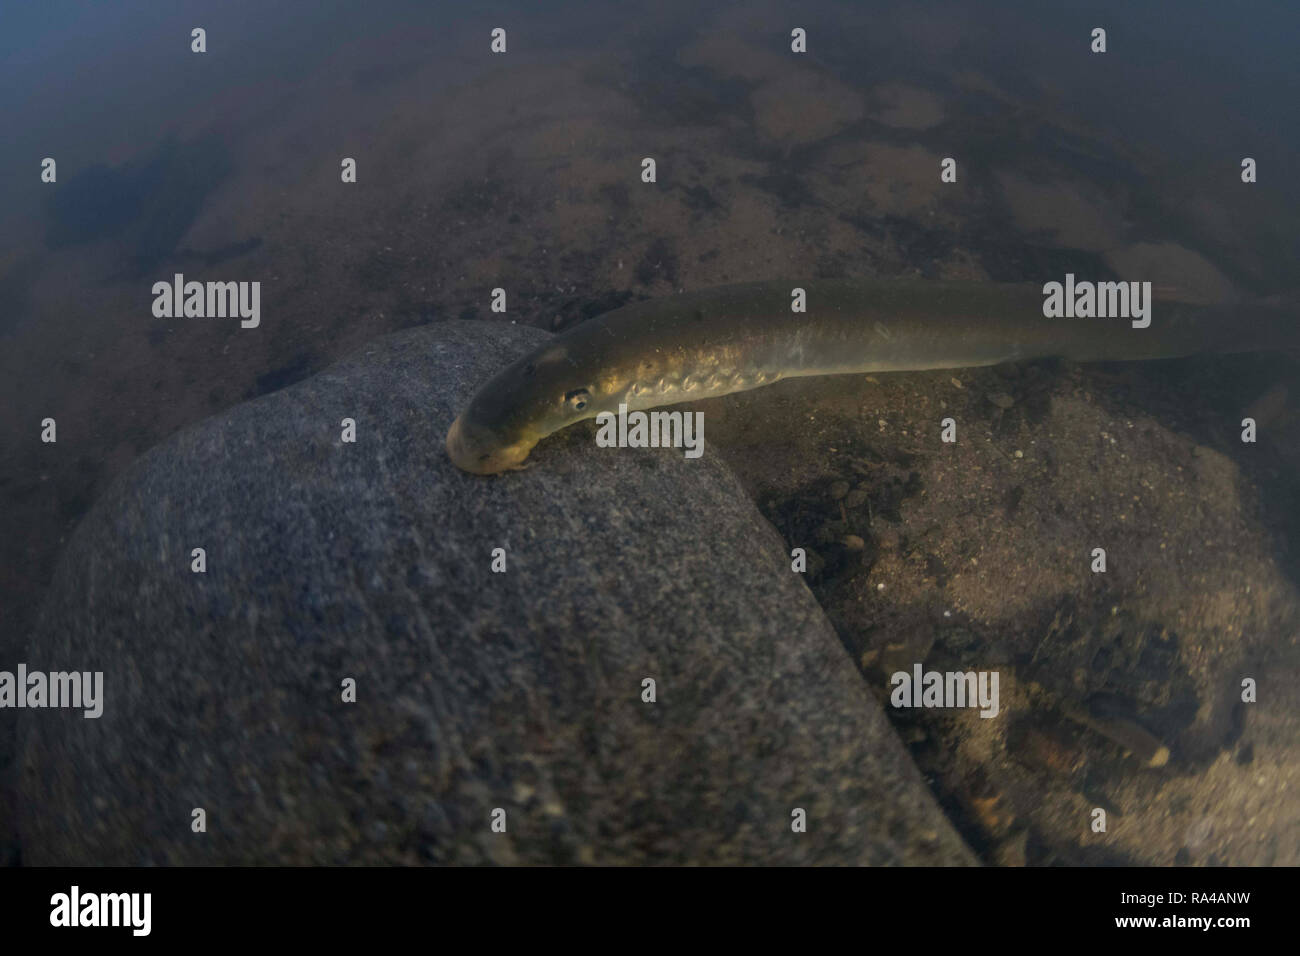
top-left (564, 388), bottom-right (591, 411)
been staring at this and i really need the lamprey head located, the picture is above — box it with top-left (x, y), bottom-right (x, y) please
top-left (445, 342), bottom-right (605, 475)
top-left (445, 414), bottom-right (538, 475)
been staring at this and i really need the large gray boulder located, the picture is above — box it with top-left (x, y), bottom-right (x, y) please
top-left (17, 320), bottom-right (974, 865)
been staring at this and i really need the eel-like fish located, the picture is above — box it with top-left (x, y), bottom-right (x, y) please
top-left (446, 279), bottom-right (1295, 474)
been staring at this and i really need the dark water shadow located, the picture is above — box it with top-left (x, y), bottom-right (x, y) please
top-left (43, 134), bottom-right (233, 278)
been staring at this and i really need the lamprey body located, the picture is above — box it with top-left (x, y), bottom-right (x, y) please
top-left (446, 279), bottom-right (1295, 474)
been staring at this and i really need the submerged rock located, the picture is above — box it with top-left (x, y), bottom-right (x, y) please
top-left (18, 320), bottom-right (973, 865)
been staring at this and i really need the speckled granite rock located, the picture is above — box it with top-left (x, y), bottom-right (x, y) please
top-left (17, 320), bottom-right (974, 865)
